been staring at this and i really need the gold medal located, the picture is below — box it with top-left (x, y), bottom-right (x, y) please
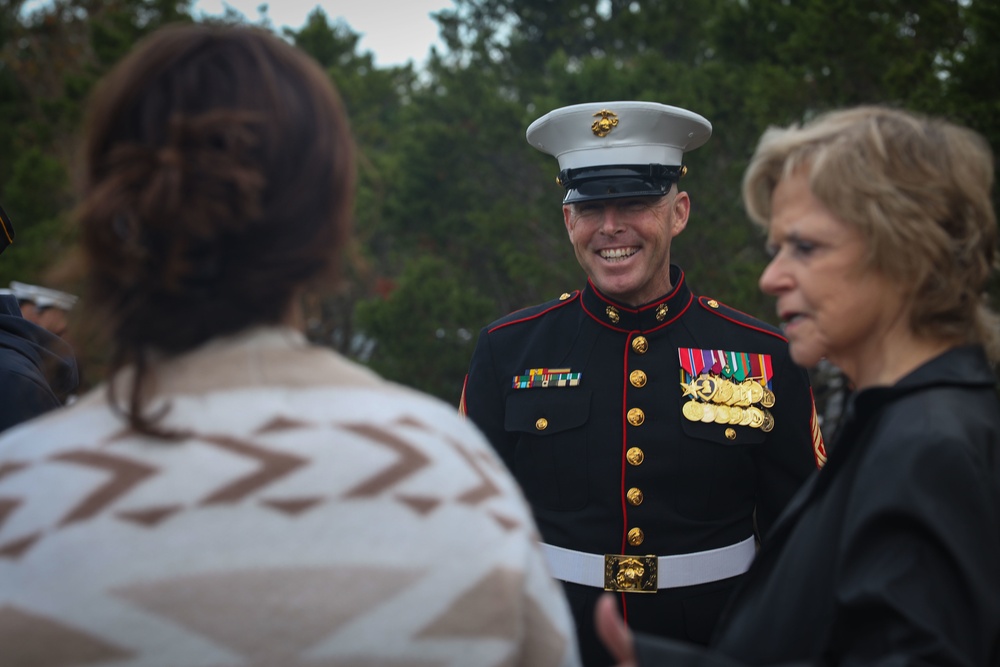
top-left (728, 406), bottom-right (744, 425)
top-left (695, 374), bottom-right (719, 402)
top-left (739, 407), bottom-right (754, 426)
top-left (680, 379), bottom-right (699, 400)
top-left (700, 403), bottom-right (717, 423)
top-left (761, 388), bottom-right (776, 408)
top-left (682, 400), bottom-right (704, 422)
top-left (733, 384), bottom-right (751, 407)
top-left (716, 380), bottom-right (734, 405)
top-left (748, 406), bottom-right (765, 429)
top-left (745, 381), bottom-right (765, 404)
top-left (714, 405), bottom-right (732, 424)
top-left (761, 409), bottom-right (775, 432)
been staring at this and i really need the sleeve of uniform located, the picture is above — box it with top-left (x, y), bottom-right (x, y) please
top-left (752, 357), bottom-right (823, 540)
top-left (461, 328), bottom-right (516, 471)
top-left (826, 418), bottom-right (1000, 665)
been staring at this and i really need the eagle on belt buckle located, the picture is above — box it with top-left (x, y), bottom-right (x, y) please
top-left (604, 554), bottom-right (658, 593)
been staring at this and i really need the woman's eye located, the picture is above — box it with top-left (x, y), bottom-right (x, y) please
top-left (792, 240), bottom-right (816, 256)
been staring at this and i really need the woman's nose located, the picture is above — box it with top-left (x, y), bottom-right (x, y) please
top-left (758, 254), bottom-right (789, 296)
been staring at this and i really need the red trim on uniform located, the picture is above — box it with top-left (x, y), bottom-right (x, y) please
top-left (620, 335), bottom-right (632, 555)
top-left (698, 297), bottom-right (789, 342)
top-left (809, 386), bottom-right (827, 469)
top-left (459, 374), bottom-right (469, 417)
top-left (619, 332), bottom-right (634, 625)
top-left (581, 291), bottom-right (693, 332)
top-left (486, 292), bottom-right (580, 334)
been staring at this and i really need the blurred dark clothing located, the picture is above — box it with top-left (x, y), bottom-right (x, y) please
top-left (0, 293), bottom-right (78, 433)
top-left (633, 345), bottom-right (1000, 666)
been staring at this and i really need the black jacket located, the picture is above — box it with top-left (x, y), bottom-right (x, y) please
top-left (463, 266), bottom-right (821, 664)
top-left (635, 345), bottom-right (1000, 666)
top-left (0, 293), bottom-right (78, 433)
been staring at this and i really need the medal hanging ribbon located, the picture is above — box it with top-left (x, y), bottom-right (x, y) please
top-left (679, 348), bottom-right (697, 377)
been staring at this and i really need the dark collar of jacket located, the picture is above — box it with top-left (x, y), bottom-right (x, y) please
top-left (580, 264), bottom-right (694, 333)
top-left (846, 344), bottom-right (997, 421)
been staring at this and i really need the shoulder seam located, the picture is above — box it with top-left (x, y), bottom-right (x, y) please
top-left (488, 292), bottom-right (580, 334)
top-left (697, 296), bottom-right (788, 343)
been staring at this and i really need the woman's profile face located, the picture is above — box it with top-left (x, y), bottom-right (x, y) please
top-left (758, 170), bottom-right (907, 384)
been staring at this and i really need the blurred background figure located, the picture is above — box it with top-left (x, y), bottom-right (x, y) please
top-left (9, 280), bottom-right (78, 339)
top-left (0, 205), bottom-right (78, 433)
top-left (597, 105), bottom-right (1000, 666)
top-left (0, 24), bottom-right (579, 667)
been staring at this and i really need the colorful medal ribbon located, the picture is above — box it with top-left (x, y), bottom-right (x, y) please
top-left (512, 368), bottom-right (581, 389)
top-left (677, 348), bottom-right (777, 432)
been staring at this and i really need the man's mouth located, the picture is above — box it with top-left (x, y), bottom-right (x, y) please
top-left (599, 247), bottom-right (638, 262)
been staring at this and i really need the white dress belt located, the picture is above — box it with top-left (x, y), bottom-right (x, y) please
top-left (542, 536), bottom-right (756, 590)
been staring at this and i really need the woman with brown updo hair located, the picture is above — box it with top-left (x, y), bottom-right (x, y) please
top-left (0, 24), bottom-right (580, 666)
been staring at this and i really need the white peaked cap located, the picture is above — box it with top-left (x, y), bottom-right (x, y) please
top-left (526, 101), bottom-right (712, 170)
top-left (9, 281), bottom-right (78, 310)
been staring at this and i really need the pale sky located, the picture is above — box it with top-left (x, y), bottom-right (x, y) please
top-left (193, 0), bottom-right (453, 67)
top-left (19, 0), bottom-right (453, 68)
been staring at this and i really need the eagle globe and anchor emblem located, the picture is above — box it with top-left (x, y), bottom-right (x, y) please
top-left (591, 109), bottom-right (619, 137)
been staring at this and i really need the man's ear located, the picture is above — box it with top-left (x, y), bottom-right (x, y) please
top-left (670, 191), bottom-right (691, 238)
top-left (563, 204), bottom-right (574, 238)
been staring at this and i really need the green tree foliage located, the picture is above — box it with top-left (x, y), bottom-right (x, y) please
top-left (355, 255), bottom-right (494, 404)
top-left (2, 0), bottom-right (997, 406)
top-left (0, 0), bottom-right (194, 287)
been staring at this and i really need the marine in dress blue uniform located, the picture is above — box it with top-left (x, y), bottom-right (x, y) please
top-left (460, 102), bottom-right (825, 666)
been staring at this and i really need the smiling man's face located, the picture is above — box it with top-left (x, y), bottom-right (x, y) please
top-left (563, 190), bottom-right (689, 306)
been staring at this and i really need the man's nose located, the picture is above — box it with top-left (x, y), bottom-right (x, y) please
top-left (599, 206), bottom-right (623, 234)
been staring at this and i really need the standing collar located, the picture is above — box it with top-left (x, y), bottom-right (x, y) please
top-left (831, 344), bottom-right (998, 451)
top-left (580, 264), bottom-right (694, 333)
top-left (850, 344), bottom-right (998, 411)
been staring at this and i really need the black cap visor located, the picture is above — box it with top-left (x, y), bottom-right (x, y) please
top-left (0, 204), bottom-right (14, 256)
top-left (559, 164), bottom-right (683, 204)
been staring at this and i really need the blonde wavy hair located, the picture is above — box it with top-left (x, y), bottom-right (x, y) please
top-left (743, 106), bottom-right (1000, 362)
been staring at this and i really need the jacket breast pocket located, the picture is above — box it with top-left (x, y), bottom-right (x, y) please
top-left (505, 389), bottom-right (591, 511)
top-left (673, 415), bottom-right (764, 522)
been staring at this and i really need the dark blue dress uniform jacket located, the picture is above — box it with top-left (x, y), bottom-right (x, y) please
top-left (462, 265), bottom-right (822, 664)
top-left (633, 345), bottom-right (1000, 666)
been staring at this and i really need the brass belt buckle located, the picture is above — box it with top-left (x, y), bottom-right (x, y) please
top-left (603, 554), bottom-right (658, 593)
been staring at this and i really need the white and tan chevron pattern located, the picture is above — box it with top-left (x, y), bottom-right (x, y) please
top-left (0, 328), bottom-right (579, 667)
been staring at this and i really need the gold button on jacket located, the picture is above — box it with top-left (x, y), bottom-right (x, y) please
top-left (626, 447), bottom-right (644, 465)
top-left (461, 270), bottom-right (822, 650)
